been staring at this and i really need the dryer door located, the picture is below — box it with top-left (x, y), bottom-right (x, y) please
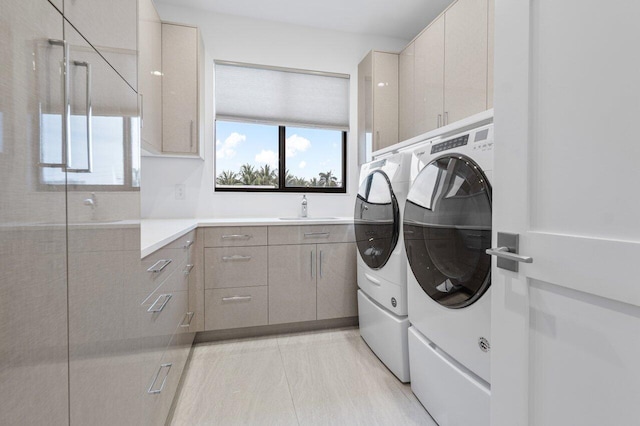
top-left (354, 170), bottom-right (400, 270)
top-left (404, 155), bottom-right (492, 308)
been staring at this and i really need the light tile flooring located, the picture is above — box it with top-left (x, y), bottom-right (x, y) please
top-left (169, 327), bottom-right (437, 426)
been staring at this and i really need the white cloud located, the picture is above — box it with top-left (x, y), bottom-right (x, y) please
top-left (255, 149), bottom-right (278, 167)
top-left (285, 134), bottom-right (311, 157)
top-left (298, 161), bottom-right (307, 169)
top-left (216, 132), bottom-right (246, 159)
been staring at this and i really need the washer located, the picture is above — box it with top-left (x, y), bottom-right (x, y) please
top-left (404, 122), bottom-right (494, 426)
top-left (354, 151), bottom-right (411, 382)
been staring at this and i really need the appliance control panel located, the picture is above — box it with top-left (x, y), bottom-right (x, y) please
top-left (431, 134), bottom-right (469, 154)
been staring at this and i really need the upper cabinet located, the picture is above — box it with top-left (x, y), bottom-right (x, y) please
top-left (358, 50), bottom-right (399, 155)
top-left (162, 23), bottom-right (203, 156)
top-left (63, 0), bottom-right (138, 90)
top-left (396, 0), bottom-right (493, 144)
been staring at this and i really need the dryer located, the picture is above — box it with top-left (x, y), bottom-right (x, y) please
top-left (404, 123), bottom-right (494, 426)
top-left (354, 151), bottom-right (411, 382)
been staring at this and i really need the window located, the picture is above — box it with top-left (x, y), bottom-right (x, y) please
top-left (214, 62), bottom-right (349, 193)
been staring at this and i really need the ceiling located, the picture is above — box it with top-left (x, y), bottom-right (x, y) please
top-left (155, 0), bottom-right (454, 41)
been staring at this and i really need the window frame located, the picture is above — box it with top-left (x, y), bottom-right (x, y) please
top-left (214, 122), bottom-right (347, 194)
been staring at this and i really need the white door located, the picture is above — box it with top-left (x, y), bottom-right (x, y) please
top-left (491, 1), bottom-right (640, 425)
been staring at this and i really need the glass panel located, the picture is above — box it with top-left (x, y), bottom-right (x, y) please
top-left (404, 155), bottom-right (492, 308)
top-left (354, 170), bottom-right (399, 269)
top-left (284, 126), bottom-right (343, 188)
top-left (215, 120), bottom-right (279, 188)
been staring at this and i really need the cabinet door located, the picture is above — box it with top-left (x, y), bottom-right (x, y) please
top-left (139, 0), bottom-right (163, 152)
top-left (358, 51), bottom-right (373, 161)
top-left (443, 0), bottom-right (488, 124)
top-left (64, 0), bottom-right (138, 90)
top-left (487, 0), bottom-right (494, 109)
top-left (317, 243), bottom-right (358, 320)
top-left (0, 2), bottom-right (69, 424)
top-left (398, 43), bottom-right (415, 141)
top-left (415, 16), bottom-right (445, 134)
top-left (372, 52), bottom-right (399, 151)
top-left (162, 23), bottom-right (198, 154)
top-left (268, 245), bottom-right (317, 324)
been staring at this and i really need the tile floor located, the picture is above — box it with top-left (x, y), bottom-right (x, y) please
top-left (169, 327), bottom-right (437, 425)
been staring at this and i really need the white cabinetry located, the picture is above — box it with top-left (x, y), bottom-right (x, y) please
top-left (398, 43), bottom-right (415, 141)
top-left (414, 15), bottom-right (445, 135)
top-left (139, 0), bottom-right (163, 153)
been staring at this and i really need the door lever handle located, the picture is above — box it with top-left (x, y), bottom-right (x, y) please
top-left (486, 247), bottom-right (533, 263)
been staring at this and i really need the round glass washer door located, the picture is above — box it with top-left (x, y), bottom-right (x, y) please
top-left (354, 170), bottom-right (400, 270)
top-left (403, 154), bottom-right (492, 309)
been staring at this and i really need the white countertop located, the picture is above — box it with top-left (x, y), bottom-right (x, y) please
top-left (141, 217), bottom-right (353, 258)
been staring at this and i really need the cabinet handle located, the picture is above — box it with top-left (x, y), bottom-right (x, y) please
top-left (183, 240), bottom-right (194, 249)
top-left (222, 255), bottom-right (252, 261)
top-left (444, 111), bottom-right (449, 126)
top-left (437, 114), bottom-right (442, 128)
top-left (311, 249), bottom-right (315, 279)
top-left (319, 250), bottom-right (323, 278)
top-left (147, 363), bottom-right (172, 394)
top-left (222, 295), bottom-right (252, 302)
top-left (147, 259), bottom-right (172, 273)
top-left (180, 311), bottom-right (195, 328)
top-left (67, 60), bottom-right (93, 173)
top-left (147, 294), bottom-right (172, 313)
top-left (140, 93), bottom-right (144, 127)
top-left (183, 264), bottom-right (194, 275)
top-left (44, 39), bottom-right (69, 169)
top-left (222, 234), bottom-right (252, 240)
top-left (304, 232), bottom-right (330, 238)
top-left (190, 120), bottom-right (194, 148)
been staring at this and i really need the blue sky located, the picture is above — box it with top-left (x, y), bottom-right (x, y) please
top-left (215, 121), bottom-right (343, 182)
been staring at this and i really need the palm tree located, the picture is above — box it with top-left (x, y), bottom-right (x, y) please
top-left (239, 164), bottom-right (258, 185)
top-left (216, 170), bottom-right (240, 186)
top-left (319, 170), bottom-right (338, 187)
top-left (256, 164), bottom-right (278, 186)
top-left (307, 177), bottom-right (320, 187)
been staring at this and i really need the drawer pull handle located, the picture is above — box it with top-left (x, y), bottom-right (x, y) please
top-left (183, 240), bottom-right (194, 249)
top-left (147, 294), bottom-right (173, 313)
top-left (222, 255), bottom-right (252, 261)
top-left (180, 311), bottom-right (195, 327)
top-left (147, 259), bottom-right (172, 273)
top-left (147, 363), bottom-right (172, 394)
top-left (222, 234), bottom-right (251, 240)
top-left (222, 296), bottom-right (252, 302)
top-left (304, 232), bottom-right (330, 238)
top-left (183, 264), bottom-right (194, 275)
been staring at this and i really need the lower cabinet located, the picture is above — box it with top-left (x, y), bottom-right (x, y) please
top-left (317, 243), bottom-right (358, 320)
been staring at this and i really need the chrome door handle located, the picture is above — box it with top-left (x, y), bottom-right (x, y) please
top-left (222, 296), bottom-right (252, 302)
top-left (147, 259), bottom-right (172, 273)
top-left (437, 114), bottom-right (442, 128)
top-left (304, 232), bottom-right (330, 238)
top-left (147, 294), bottom-right (172, 313)
top-left (183, 240), bottom-right (194, 249)
top-left (190, 120), bottom-right (194, 148)
top-left (222, 255), bottom-right (252, 261)
top-left (319, 250), bottom-right (323, 278)
top-left (147, 363), bottom-right (172, 394)
top-left (222, 234), bottom-right (251, 239)
top-left (183, 264), bottom-right (194, 275)
top-left (44, 39), bottom-right (69, 169)
top-left (486, 247), bottom-right (533, 263)
top-left (310, 249), bottom-right (315, 279)
top-left (67, 60), bottom-right (93, 173)
top-left (444, 111), bottom-right (449, 126)
top-left (139, 93), bottom-right (144, 127)
top-left (180, 311), bottom-right (194, 327)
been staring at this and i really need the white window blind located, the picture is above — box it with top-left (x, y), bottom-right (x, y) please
top-left (215, 62), bottom-right (350, 130)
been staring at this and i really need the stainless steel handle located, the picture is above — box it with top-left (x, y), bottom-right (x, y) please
top-left (44, 39), bottom-right (69, 169)
top-left (147, 363), bottom-right (172, 394)
top-left (147, 259), bottom-right (172, 273)
top-left (444, 111), bottom-right (449, 126)
top-left (486, 247), bottom-right (533, 263)
top-left (304, 232), bottom-right (330, 238)
top-left (67, 60), bottom-right (93, 173)
top-left (222, 255), bottom-right (252, 261)
top-left (222, 234), bottom-right (251, 240)
top-left (180, 311), bottom-right (194, 328)
top-left (319, 250), bottom-right (323, 278)
top-left (190, 120), bottom-right (194, 148)
top-left (183, 264), bottom-right (194, 275)
top-left (147, 294), bottom-right (173, 313)
top-left (437, 114), bottom-right (442, 128)
top-left (222, 296), bottom-right (252, 302)
top-left (140, 93), bottom-right (144, 128)
top-left (311, 249), bottom-right (315, 279)
top-left (183, 240), bottom-right (194, 249)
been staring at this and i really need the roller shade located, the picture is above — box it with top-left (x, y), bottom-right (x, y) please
top-left (215, 62), bottom-right (350, 130)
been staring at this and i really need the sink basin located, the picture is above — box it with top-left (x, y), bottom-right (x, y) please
top-left (278, 217), bottom-right (338, 221)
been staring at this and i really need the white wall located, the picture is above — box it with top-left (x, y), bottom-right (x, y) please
top-left (141, 3), bottom-right (409, 218)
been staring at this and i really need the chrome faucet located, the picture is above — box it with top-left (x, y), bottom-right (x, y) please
top-left (83, 192), bottom-right (97, 209)
top-left (301, 195), bottom-right (308, 218)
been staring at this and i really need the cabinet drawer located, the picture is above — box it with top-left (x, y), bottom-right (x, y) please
top-left (204, 226), bottom-right (267, 247)
top-left (204, 246), bottom-right (267, 289)
top-left (135, 289), bottom-right (188, 345)
top-left (268, 224), bottom-right (355, 245)
top-left (205, 286), bottom-right (268, 330)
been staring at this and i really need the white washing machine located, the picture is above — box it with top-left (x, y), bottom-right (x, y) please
top-left (354, 151), bottom-right (412, 382)
top-left (404, 123), bottom-right (494, 426)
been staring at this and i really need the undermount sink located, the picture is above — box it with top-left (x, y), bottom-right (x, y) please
top-left (278, 217), bottom-right (338, 221)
